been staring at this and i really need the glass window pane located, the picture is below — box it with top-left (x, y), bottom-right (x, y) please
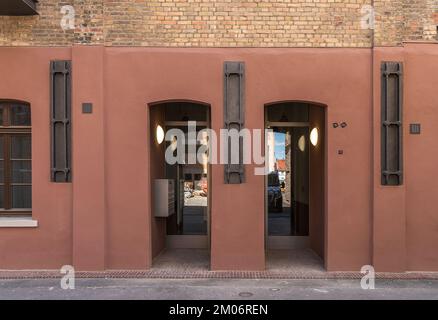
top-left (11, 185), bottom-right (31, 209)
top-left (267, 127), bottom-right (309, 236)
top-left (0, 185), bottom-right (3, 208)
top-left (0, 160), bottom-right (3, 183)
top-left (12, 160), bottom-right (31, 183)
top-left (0, 135), bottom-right (3, 159)
top-left (11, 135), bottom-right (31, 159)
top-left (164, 103), bottom-right (207, 122)
top-left (10, 104), bottom-right (31, 126)
top-left (0, 106), bottom-right (4, 126)
top-left (267, 103), bottom-right (309, 122)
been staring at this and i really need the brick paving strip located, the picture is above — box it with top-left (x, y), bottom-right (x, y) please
top-left (1, 270), bottom-right (438, 280)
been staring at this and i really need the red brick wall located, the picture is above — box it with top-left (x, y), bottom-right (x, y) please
top-left (0, 0), bottom-right (436, 47)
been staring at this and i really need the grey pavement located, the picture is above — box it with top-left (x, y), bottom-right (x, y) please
top-left (1, 278), bottom-right (438, 300)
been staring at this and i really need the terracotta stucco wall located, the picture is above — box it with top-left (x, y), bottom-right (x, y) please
top-left (0, 48), bottom-right (72, 269)
top-left (372, 46), bottom-right (406, 272)
top-left (1, 44), bottom-right (438, 272)
top-left (71, 45), bottom-right (106, 270)
top-left (102, 47), bottom-right (372, 271)
top-left (373, 43), bottom-right (438, 272)
top-left (404, 43), bottom-right (438, 271)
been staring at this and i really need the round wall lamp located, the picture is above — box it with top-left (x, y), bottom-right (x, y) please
top-left (156, 125), bottom-right (165, 144)
top-left (298, 135), bottom-right (306, 152)
top-left (310, 127), bottom-right (319, 146)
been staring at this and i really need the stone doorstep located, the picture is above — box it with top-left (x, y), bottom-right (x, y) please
top-left (0, 270), bottom-right (438, 280)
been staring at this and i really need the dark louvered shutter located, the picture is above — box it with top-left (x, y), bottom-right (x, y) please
top-left (381, 61), bottom-right (403, 186)
top-left (224, 61), bottom-right (245, 184)
top-left (50, 60), bottom-right (72, 182)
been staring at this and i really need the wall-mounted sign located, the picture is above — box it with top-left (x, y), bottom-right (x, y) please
top-left (410, 123), bottom-right (421, 134)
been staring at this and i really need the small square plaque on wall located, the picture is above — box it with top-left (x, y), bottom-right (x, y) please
top-left (409, 123), bottom-right (421, 134)
top-left (82, 103), bottom-right (93, 114)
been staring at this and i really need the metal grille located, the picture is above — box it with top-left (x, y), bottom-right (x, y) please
top-left (50, 60), bottom-right (72, 183)
top-left (223, 61), bottom-right (245, 184)
top-left (410, 123), bottom-right (421, 134)
top-left (381, 61), bottom-right (403, 186)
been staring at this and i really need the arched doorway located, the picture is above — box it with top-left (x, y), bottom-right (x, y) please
top-left (149, 101), bottom-right (211, 270)
top-left (265, 101), bottom-right (326, 270)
